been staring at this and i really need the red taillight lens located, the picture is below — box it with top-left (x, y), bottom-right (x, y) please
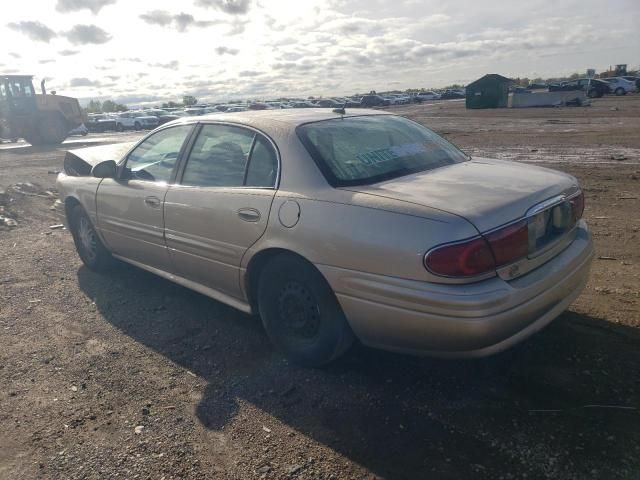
top-left (484, 220), bottom-right (529, 267)
top-left (425, 220), bottom-right (530, 278)
top-left (569, 191), bottom-right (584, 222)
top-left (425, 237), bottom-right (495, 277)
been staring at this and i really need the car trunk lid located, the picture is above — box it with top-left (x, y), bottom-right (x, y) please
top-left (341, 158), bottom-right (578, 233)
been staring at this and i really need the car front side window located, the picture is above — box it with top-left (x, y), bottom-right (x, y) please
top-left (125, 125), bottom-right (193, 183)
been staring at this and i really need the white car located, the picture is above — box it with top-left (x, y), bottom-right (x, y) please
top-left (115, 112), bottom-right (160, 131)
top-left (390, 94), bottom-right (411, 104)
top-left (604, 77), bottom-right (637, 96)
top-left (416, 91), bottom-right (441, 101)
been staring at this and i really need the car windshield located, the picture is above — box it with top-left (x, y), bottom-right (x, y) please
top-left (297, 115), bottom-right (468, 187)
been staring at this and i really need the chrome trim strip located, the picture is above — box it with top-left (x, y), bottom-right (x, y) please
top-left (525, 194), bottom-right (566, 217)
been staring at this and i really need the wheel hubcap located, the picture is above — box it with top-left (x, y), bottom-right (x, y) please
top-left (277, 281), bottom-right (320, 339)
top-left (78, 217), bottom-right (97, 261)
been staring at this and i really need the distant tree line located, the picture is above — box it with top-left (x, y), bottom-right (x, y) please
top-left (84, 99), bottom-right (129, 114)
top-left (161, 95), bottom-right (198, 108)
top-left (84, 94), bottom-right (199, 114)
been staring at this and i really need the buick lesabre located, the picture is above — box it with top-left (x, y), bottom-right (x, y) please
top-left (57, 109), bottom-right (593, 366)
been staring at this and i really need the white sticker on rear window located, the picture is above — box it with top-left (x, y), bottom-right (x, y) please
top-left (356, 142), bottom-right (430, 166)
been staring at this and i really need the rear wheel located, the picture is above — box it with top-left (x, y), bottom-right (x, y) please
top-left (116, 123), bottom-right (124, 132)
top-left (257, 254), bottom-right (354, 367)
top-left (23, 113), bottom-right (68, 146)
top-left (134, 121), bottom-right (141, 131)
top-left (615, 87), bottom-right (625, 96)
top-left (68, 204), bottom-right (115, 272)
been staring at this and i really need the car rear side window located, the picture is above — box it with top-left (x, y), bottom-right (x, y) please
top-left (297, 115), bottom-right (468, 187)
top-left (181, 124), bottom-right (256, 187)
top-left (245, 136), bottom-right (277, 187)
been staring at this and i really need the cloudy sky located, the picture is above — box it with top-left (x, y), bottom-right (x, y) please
top-left (2, 0), bottom-right (638, 105)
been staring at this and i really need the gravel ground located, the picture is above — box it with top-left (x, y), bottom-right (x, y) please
top-left (1, 96), bottom-right (639, 479)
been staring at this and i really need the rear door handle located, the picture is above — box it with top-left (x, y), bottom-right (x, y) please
top-left (144, 196), bottom-right (161, 208)
top-left (237, 208), bottom-right (261, 222)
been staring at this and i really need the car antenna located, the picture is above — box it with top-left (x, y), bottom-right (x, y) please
top-left (332, 101), bottom-right (346, 116)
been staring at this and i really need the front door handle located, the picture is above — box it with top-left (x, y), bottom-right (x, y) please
top-left (237, 208), bottom-right (261, 222)
top-left (144, 196), bottom-right (161, 208)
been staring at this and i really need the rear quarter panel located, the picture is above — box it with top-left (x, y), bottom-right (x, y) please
top-left (242, 189), bottom-right (479, 283)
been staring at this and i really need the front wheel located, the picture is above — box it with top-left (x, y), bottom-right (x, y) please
top-left (134, 121), bottom-right (141, 131)
top-left (68, 205), bottom-right (116, 272)
top-left (258, 254), bottom-right (355, 367)
top-left (615, 87), bottom-right (625, 96)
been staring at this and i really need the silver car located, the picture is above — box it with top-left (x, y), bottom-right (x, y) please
top-left (56, 109), bottom-right (593, 366)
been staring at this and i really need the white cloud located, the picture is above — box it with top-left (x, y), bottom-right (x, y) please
top-left (64, 24), bottom-right (112, 44)
top-left (7, 21), bottom-right (56, 42)
top-left (56, 0), bottom-right (117, 14)
top-left (0, 0), bottom-right (637, 104)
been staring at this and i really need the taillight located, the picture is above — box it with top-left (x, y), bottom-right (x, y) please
top-left (426, 192), bottom-right (583, 279)
top-left (425, 221), bottom-right (529, 278)
top-left (484, 220), bottom-right (529, 267)
top-left (569, 191), bottom-right (584, 222)
top-left (425, 237), bottom-right (495, 277)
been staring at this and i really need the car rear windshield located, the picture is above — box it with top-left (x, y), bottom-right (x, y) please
top-left (297, 115), bottom-right (468, 187)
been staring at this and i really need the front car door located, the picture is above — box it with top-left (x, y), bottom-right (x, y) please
top-left (164, 123), bottom-right (279, 300)
top-left (96, 124), bottom-right (194, 272)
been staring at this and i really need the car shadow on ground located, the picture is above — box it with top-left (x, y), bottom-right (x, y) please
top-left (77, 263), bottom-right (640, 479)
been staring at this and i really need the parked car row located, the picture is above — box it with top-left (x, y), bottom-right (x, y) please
top-left (82, 89), bottom-right (472, 135)
top-left (539, 76), bottom-right (638, 98)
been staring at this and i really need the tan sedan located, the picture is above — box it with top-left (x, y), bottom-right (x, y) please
top-left (57, 109), bottom-right (594, 366)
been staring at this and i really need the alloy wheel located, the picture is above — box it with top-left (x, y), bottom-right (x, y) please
top-left (78, 216), bottom-right (97, 262)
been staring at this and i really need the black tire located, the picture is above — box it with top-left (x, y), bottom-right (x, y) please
top-left (257, 254), bottom-right (354, 367)
top-left (615, 87), bottom-right (625, 96)
top-left (134, 121), bottom-right (141, 131)
top-left (68, 204), bottom-right (115, 272)
top-left (25, 113), bottom-right (68, 145)
top-left (116, 123), bottom-right (124, 132)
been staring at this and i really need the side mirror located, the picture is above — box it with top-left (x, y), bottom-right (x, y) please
top-left (91, 160), bottom-right (117, 178)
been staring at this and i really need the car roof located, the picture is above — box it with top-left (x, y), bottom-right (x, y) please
top-left (174, 108), bottom-right (393, 129)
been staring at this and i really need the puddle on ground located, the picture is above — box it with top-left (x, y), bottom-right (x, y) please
top-left (466, 146), bottom-right (640, 166)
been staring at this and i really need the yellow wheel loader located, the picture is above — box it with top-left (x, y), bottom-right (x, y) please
top-left (0, 75), bottom-right (85, 146)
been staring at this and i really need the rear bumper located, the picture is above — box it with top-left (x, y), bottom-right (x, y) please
top-left (317, 221), bottom-right (594, 358)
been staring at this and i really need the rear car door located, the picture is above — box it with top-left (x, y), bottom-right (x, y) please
top-left (96, 124), bottom-right (194, 272)
top-left (164, 123), bottom-right (279, 300)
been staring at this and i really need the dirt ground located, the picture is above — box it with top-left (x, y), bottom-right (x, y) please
top-left (1, 96), bottom-right (639, 480)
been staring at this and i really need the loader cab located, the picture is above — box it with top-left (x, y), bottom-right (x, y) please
top-left (0, 75), bottom-right (38, 117)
